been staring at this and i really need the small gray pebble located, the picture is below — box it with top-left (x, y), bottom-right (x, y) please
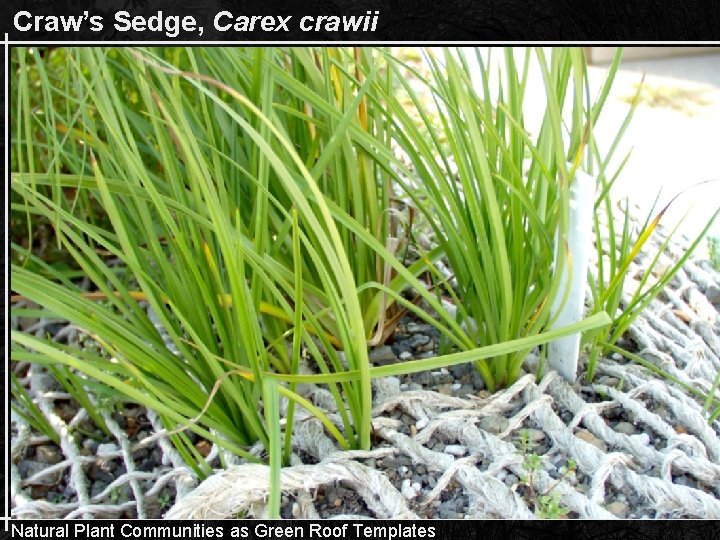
top-left (87, 464), bottom-right (114, 484)
top-left (409, 334), bottom-right (431, 348)
top-left (138, 457), bottom-right (157, 472)
top-left (606, 501), bottom-right (628, 518)
top-left (54, 400), bottom-right (75, 421)
top-left (17, 460), bottom-right (33, 477)
top-left (132, 448), bottom-right (149, 461)
top-left (444, 444), bottom-right (467, 457)
top-left (615, 421), bottom-right (636, 435)
top-left (19, 460), bottom-right (64, 486)
top-left (91, 481), bottom-right (108, 498)
top-left (36, 445), bottom-right (63, 465)
top-left (706, 284), bottom-right (720, 304)
top-left (152, 447), bottom-right (165, 465)
top-left (575, 429), bottom-right (606, 451)
top-left (479, 415), bottom-right (509, 434)
top-left (82, 438), bottom-right (99, 452)
top-left (450, 363), bottom-right (473, 378)
top-left (407, 323), bottom-right (431, 334)
top-left (382, 458), bottom-right (399, 469)
top-left (523, 429), bottom-right (546, 443)
top-left (97, 443), bottom-right (119, 458)
top-left (399, 351), bottom-right (413, 361)
top-left (369, 345), bottom-right (397, 365)
top-left (456, 384), bottom-right (474, 397)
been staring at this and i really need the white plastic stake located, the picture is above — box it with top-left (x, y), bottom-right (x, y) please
top-left (548, 168), bottom-right (595, 382)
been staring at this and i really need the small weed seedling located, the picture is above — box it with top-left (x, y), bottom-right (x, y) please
top-left (109, 487), bottom-right (122, 504)
top-left (537, 491), bottom-right (570, 519)
top-left (157, 489), bottom-right (172, 509)
top-left (516, 430), bottom-right (575, 518)
top-left (50, 493), bottom-right (69, 504)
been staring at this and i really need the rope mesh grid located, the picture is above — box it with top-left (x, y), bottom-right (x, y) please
top-left (10, 239), bottom-right (720, 519)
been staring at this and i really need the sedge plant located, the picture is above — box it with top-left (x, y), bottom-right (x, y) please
top-left (379, 48), bottom-right (619, 391)
top-left (11, 46), bottom-right (388, 464)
